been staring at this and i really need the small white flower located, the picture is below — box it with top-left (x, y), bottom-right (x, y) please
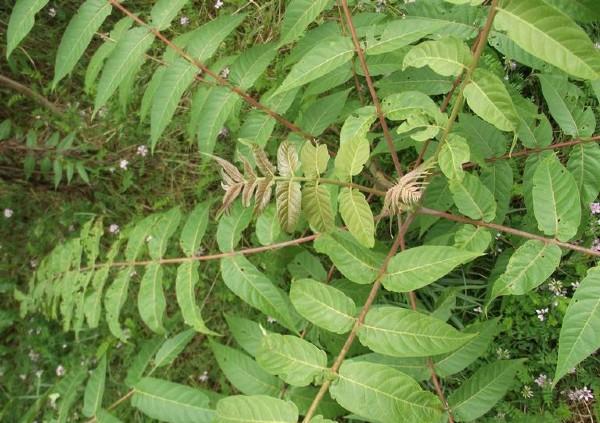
top-left (28, 350), bottom-right (40, 362)
top-left (503, 74), bottom-right (509, 81)
top-left (35, 370), bottom-right (43, 378)
top-left (19, 374), bottom-right (27, 381)
top-left (534, 373), bottom-right (548, 388)
top-left (137, 145), bottom-right (148, 157)
top-left (4, 208), bottom-right (13, 218)
top-left (48, 393), bottom-right (60, 409)
top-left (119, 159), bottom-right (129, 170)
top-left (109, 224), bottom-right (120, 234)
top-left (521, 385), bottom-right (534, 399)
top-left (267, 316), bottom-right (277, 324)
top-left (568, 386), bottom-right (595, 402)
top-left (508, 60), bottom-right (517, 71)
top-left (568, 367), bottom-right (577, 374)
top-left (473, 306), bottom-right (483, 314)
top-left (55, 365), bottom-right (65, 377)
top-left (218, 126), bottom-right (229, 138)
top-left (535, 308), bottom-right (549, 321)
top-left (48, 7), bottom-right (56, 17)
top-left (547, 280), bottom-right (566, 297)
top-left (219, 67), bottom-right (230, 79)
top-left (30, 259), bottom-right (37, 269)
top-left (195, 247), bottom-right (205, 256)
top-left (214, 0), bottom-right (224, 9)
top-left (198, 370), bottom-right (209, 382)
top-left (145, 235), bottom-right (153, 242)
top-left (180, 16), bottom-right (190, 26)
top-left (62, 343), bottom-right (67, 349)
top-left (571, 281), bottom-right (580, 290)
top-left (496, 347), bottom-right (511, 360)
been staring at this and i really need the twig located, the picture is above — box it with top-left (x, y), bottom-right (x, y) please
top-left (107, 0), bottom-right (314, 141)
top-left (339, 0), bottom-right (403, 177)
top-left (0, 74), bottom-right (64, 116)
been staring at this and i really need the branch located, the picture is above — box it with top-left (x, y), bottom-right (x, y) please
top-left (107, 0), bottom-right (314, 141)
top-left (0, 74), bottom-right (64, 117)
top-left (339, 0), bottom-right (403, 177)
top-left (418, 207), bottom-right (600, 258)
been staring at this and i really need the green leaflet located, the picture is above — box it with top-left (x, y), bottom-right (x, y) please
top-left (334, 106), bottom-right (376, 180)
top-left (216, 202), bottom-right (253, 252)
top-left (449, 360), bottom-right (524, 422)
top-left (53, 0), bottom-right (112, 88)
top-left (215, 395), bottom-right (298, 423)
top-left (104, 267), bottom-right (132, 341)
top-left (94, 27), bottom-right (155, 114)
top-left (256, 333), bottom-right (328, 386)
top-left (211, 341), bottom-right (282, 396)
top-left (349, 353), bottom-right (430, 381)
top-left (376, 68), bottom-right (453, 97)
top-left (480, 161), bottom-right (513, 224)
top-left (495, 0), bottom-right (600, 80)
top-left (275, 37), bottom-right (355, 95)
top-left (543, 0), bottom-right (600, 23)
top-left (230, 43), bottom-right (277, 90)
top-left (366, 19), bottom-right (445, 55)
top-left (84, 266), bottom-right (110, 329)
top-left (439, 134), bottom-right (470, 181)
top-left (153, 329), bottom-right (196, 369)
top-left (301, 142), bottom-right (329, 178)
top-left (96, 409), bottom-right (122, 423)
top-left (53, 368), bottom-right (88, 423)
top-left (150, 0), bottom-right (189, 30)
top-left (338, 188), bottom-right (375, 248)
top-left (313, 231), bottom-right (385, 284)
top-left (276, 179), bottom-right (302, 233)
top-left (279, 0), bottom-right (332, 45)
top-left (434, 318), bottom-right (499, 377)
top-left (297, 89), bottom-right (350, 137)
top-left (82, 355), bottom-right (107, 418)
top-left (132, 377), bottom-right (213, 423)
top-left (302, 182), bottom-right (335, 233)
top-left (403, 2), bottom-right (482, 39)
top-left (148, 207), bottom-right (182, 260)
top-left (220, 255), bottom-right (300, 332)
top-left (403, 37), bottom-right (472, 77)
top-left (138, 263), bottom-right (166, 334)
top-left (329, 361), bottom-right (443, 423)
top-left (538, 74), bottom-right (596, 137)
top-left (125, 337), bottom-right (164, 387)
top-left (255, 205), bottom-right (282, 246)
top-left (125, 214), bottom-right (159, 262)
top-left (197, 87), bottom-right (240, 154)
top-left (532, 153), bottom-right (581, 241)
top-left (288, 251), bottom-right (328, 282)
top-left (225, 314), bottom-right (267, 356)
top-left (455, 113), bottom-right (508, 165)
top-left (450, 173), bottom-right (497, 222)
top-left (382, 246), bottom-right (480, 292)
top-left (489, 240), bottom-right (562, 302)
top-left (290, 279), bottom-right (356, 334)
top-left (453, 225), bottom-right (492, 254)
top-left (463, 68), bottom-right (518, 132)
top-left (358, 306), bottom-right (475, 357)
top-left (6, 0), bottom-right (49, 59)
top-left (567, 143), bottom-right (600, 206)
top-left (555, 266), bottom-right (600, 383)
top-left (176, 262), bottom-right (218, 335)
top-left (180, 201), bottom-right (210, 257)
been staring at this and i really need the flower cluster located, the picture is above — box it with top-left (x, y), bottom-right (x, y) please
top-left (591, 202), bottom-right (600, 214)
top-left (108, 223), bottom-right (120, 234)
top-left (592, 238), bottom-right (600, 252)
top-left (3, 208), bottom-right (13, 218)
top-left (567, 386), bottom-right (594, 402)
top-left (535, 308), bottom-right (549, 321)
top-left (534, 373), bottom-right (549, 388)
top-left (547, 280), bottom-right (566, 297)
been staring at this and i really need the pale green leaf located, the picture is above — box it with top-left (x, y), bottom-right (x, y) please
top-left (279, 0), bottom-right (332, 45)
top-left (555, 266), bottom-right (600, 382)
top-left (366, 19), bottom-right (445, 55)
top-left (449, 360), bottom-right (524, 421)
top-left (220, 256), bottom-right (300, 332)
top-left (358, 306), bottom-right (476, 357)
top-left (495, 0), bottom-right (600, 79)
top-left (450, 173), bottom-right (497, 222)
top-left (255, 205), bottom-right (282, 246)
top-left (297, 89), bottom-right (350, 137)
top-left (376, 68), bottom-right (453, 96)
top-left (197, 87), bottom-right (240, 154)
top-left (276, 180), bottom-right (302, 233)
top-left (302, 182), bottom-right (335, 233)
top-left (215, 395), bottom-right (298, 423)
top-left (94, 27), bottom-right (154, 113)
top-left (225, 314), bottom-right (266, 356)
top-left (532, 153), bottom-right (581, 241)
top-left (96, 409), bottom-right (122, 423)
top-left (453, 225), bottom-right (492, 253)
top-left (463, 68), bottom-right (518, 132)
top-left (138, 263), bottom-right (166, 334)
top-left (230, 43), bottom-right (277, 90)
top-left (334, 106), bottom-right (376, 180)
top-left (153, 329), bottom-right (196, 369)
top-left (148, 207), bottom-right (182, 260)
top-left (125, 214), bottom-right (159, 262)
top-left (82, 355), bottom-right (107, 418)
top-left (403, 37), bottom-right (472, 77)
top-left (383, 246), bottom-right (480, 292)
top-left (176, 262), bottom-right (218, 335)
top-left (439, 134), bottom-right (470, 181)
top-left (567, 143), bottom-right (600, 206)
top-left (434, 318), bottom-right (499, 377)
top-left (210, 341), bottom-right (283, 396)
top-left (480, 161), bottom-right (513, 224)
top-left (104, 267), bottom-right (132, 342)
top-left (216, 202), bottom-right (253, 252)
top-left (290, 278), bottom-right (356, 334)
top-left (301, 142), bottom-right (329, 178)
top-left (275, 37), bottom-right (354, 95)
top-left (6, 0), bottom-right (49, 58)
top-left (329, 361), bottom-right (443, 423)
top-left (256, 333), bottom-right (327, 386)
top-left (350, 353), bottom-right (430, 381)
top-left (489, 240), bottom-right (562, 301)
top-left (314, 231), bottom-right (385, 284)
top-left (287, 251), bottom-right (328, 282)
top-left (53, 0), bottom-right (112, 88)
top-left (180, 201), bottom-right (210, 257)
top-left (338, 188), bottom-right (374, 248)
top-left (132, 377), bottom-right (213, 423)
